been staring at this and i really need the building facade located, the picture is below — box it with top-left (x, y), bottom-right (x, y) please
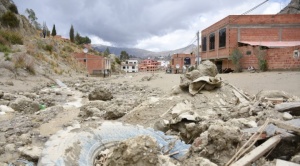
top-left (73, 53), bottom-right (111, 77)
top-left (139, 59), bottom-right (161, 72)
top-left (121, 59), bottom-right (139, 73)
top-left (170, 53), bottom-right (196, 74)
top-left (201, 14), bottom-right (300, 71)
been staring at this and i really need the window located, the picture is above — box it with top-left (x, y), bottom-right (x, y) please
top-left (123, 66), bottom-right (126, 69)
top-left (202, 37), bottom-right (207, 52)
top-left (219, 28), bottom-right (226, 48)
top-left (84, 59), bottom-right (86, 62)
top-left (132, 66), bottom-right (135, 69)
top-left (209, 33), bottom-right (215, 50)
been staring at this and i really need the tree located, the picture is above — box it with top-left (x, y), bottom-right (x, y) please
top-left (229, 48), bottom-right (243, 72)
top-left (42, 22), bottom-right (48, 38)
top-left (51, 24), bottom-right (57, 36)
top-left (120, 51), bottom-right (129, 61)
top-left (25, 8), bottom-right (41, 30)
top-left (8, 4), bottom-right (18, 14)
top-left (104, 47), bottom-right (110, 57)
top-left (69, 25), bottom-right (74, 42)
top-left (74, 32), bottom-right (91, 45)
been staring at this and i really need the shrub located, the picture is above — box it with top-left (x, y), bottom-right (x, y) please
top-left (0, 30), bottom-right (23, 45)
top-left (229, 48), bottom-right (243, 72)
top-left (13, 53), bottom-right (36, 75)
top-left (255, 46), bottom-right (268, 71)
top-left (44, 44), bottom-right (53, 54)
top-left (62, 45), bottom-right (73, 52)
top-left (0, 11), bottom-right (19, 28)
top-left (8, 4), bottom-right (18, 14)
top-left (4, 52), bottom-right (11, 61)
top-left (0, 44), bottom-right (11, 52)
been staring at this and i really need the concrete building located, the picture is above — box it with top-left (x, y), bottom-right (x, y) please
top-left (121, 59), bottom-right (139, 73)
top-left (73, 53), bottom-right (111, 77)
top-left (139, 59), bottom-right (161, 72)
top-left (201, 14), bottom-right (300, 71)
top-left (170, 53), bottom-right (196, 74)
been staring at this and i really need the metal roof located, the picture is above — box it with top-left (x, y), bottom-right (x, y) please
top-left (238, 41), bottom-right (300, 48)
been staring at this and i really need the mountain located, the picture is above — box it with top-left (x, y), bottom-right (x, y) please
top-left (92, 44), bottom-right (197, 58)
top-left (279, 0), bottom-right (300, 14)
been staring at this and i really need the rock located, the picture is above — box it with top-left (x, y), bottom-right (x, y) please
top-left (0, 90), bottom-right (3, 98)
top-left (88, 87), bottom-right (113, 101)
top-left (19, 133), bottom-right (31, 145)
top-left (9, 97), bottom-right (40, 114)
top-left (104, 135), bottom-right (160, 166)
top-left (291, 154), bottom-right (300, 164)
top-left (0, 105), bottom-right (15, 113)
top-left (18, 146), bottom-right (42, 160)
top-left (5, 81), bottom-right (14, 86)
top-left (2, 93), bottom-right (17, 101)
top-left (171, 85), bottom-right (183, 95)
top-left (282, 112), bottom-right (293, 120)
top-left (4, 144), bottom-right (15, 152)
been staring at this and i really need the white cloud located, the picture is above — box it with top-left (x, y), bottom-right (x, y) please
top-left (90, 35), bottom-right (112, 46)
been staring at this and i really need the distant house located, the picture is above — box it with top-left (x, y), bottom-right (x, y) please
top-left (201, 14), bottom-right (300, 71)
top-left (121, 59), bottom-right (139, 73)
top-left (139, 59), bottom-right (161, 72)
top-left (73, 53), bottom-right (111, 77)
top-left (170, 53), bottom-right (196, 74)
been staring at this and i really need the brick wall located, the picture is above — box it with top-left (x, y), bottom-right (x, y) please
top-left (73, 53), bottom-right (107, 74)
top-left (171, 53), bottom-right (196, 73)
top-left (266, 46), bottom-right (300, 70)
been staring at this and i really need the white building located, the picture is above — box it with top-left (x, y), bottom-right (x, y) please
top-left (158, 60), bottom-right (170, 69)
top-left (121, 59), bottom-right (139, 73)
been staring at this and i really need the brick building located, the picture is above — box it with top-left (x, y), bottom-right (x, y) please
top-left (139, 59), bottom-right (161, 72)
top-left (73, 53), bottom-right (111, 76)
top-left (201, 14), bottom-right (300, 71)
top-left (170, 53), bottom-right (196, 74)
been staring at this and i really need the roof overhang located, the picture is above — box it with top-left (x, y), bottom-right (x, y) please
top-left (239, 41), bottom-right (300, 48)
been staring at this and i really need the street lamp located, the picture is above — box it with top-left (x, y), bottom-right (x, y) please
top-left (83, 48), bottom-right (88, 76)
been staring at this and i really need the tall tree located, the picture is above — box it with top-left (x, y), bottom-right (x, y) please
top-left (25, 8), bottom-right (41, 30)
top-left (42, 22), bottom-right (47, 38)
top-left (104, 47), bottom-right (110, 57)
top-left (51, 24), bottom-right (57, 36)
top-left (120, 51), bottom-right (129, 61)
top-left (69, 25), bottom-right (74, 42)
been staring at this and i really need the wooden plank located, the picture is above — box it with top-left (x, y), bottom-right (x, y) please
top-left (276, 159), bottom-right (300, 166)
top-left (231, 135), bottom-right (281, 166)
top-left (270, 119), bottom-right (300, 136)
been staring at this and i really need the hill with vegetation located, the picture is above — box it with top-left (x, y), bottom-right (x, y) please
top-left (0, 0), bottom-right (109, 79)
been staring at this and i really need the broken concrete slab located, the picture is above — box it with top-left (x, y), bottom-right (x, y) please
top-left (275, 102), bottom-right (300, 115)
top-left (276, 159), bottom-right (300, 166)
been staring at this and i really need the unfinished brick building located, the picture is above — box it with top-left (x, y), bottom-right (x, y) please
top-left (201, 14), bottom-right (300, 72)
top-left (170, 53), bottom-right (196, 74)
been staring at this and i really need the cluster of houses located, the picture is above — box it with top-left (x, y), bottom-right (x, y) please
top-left (70, 13), bottom-right (300, 76)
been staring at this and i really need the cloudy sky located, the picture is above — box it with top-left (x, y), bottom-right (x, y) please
top-left (14, 0), bottom-right (290, 52)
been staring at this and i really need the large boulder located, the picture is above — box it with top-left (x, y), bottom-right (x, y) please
top-left (9, 97), bottom-right (40, 114)
top-left (88, 87), bottom-right (113, 101)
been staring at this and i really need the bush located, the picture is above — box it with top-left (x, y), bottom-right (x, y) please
top-left (44, 44), bottom-right (53, 54)
top-left (4, 52), bottom-right (11, 61)
top-left (8, 4), bottom-right (18, 14)
top-left (0, 30), bottom-right (23, 45)
top-left (13, 53), bottom-right (36, 75)
top-left (229, 48), bottom-right (243, 72)
top-left (0, 44), bottom-right (11, 52)
top-left (255, 46), bottom-right (268, 71)
top-left (62, 45), bottom-right (73, 52)
top-left (0, 11), bottom-right (19, 28)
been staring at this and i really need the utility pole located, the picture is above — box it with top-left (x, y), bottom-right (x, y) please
top-left (196, 31), bottom-right (200, 68)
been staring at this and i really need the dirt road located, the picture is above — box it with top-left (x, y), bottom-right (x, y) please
top-left (111, 71), bottom-right (300, 97)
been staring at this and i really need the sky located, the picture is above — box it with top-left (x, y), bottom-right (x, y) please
top-left (14, 0), bottom-right (290, 52)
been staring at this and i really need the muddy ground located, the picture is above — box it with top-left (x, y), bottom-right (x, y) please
top-left (0, 69), bottom-right (300, 165)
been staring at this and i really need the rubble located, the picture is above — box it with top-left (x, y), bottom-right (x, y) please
top-left (88, 87), bottom-right (113, 101)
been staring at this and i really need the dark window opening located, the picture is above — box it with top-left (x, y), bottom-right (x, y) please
top-left (202, 37), bottom-right (207, 52)
top-left (219, 28), bottom-right (226, 48)
top-left (84, 59), bottom-right (86, 62)
top-left (209, 33), bottom-right (215, 50)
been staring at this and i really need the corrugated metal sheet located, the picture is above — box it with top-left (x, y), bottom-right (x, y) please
top-left (239, 41), bottom-right (300, 48)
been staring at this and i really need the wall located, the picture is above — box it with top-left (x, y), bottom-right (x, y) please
top-left (267, 46), bottom-right (300, 70)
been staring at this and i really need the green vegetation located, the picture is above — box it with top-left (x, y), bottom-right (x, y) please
top-left (8, 4), bottom-right (18, 14)
top-left (75, 32), bottom-right (91, 45)
top-left (51, 24), bottom-right (57, 36)
top-left (44, 44), bottom-right (53, 54)
top-left (229, 48), bottom-right (243, 72)
top-left (62, 45), bottom-right (74, 52)
top-left (1, 11), bottom-right (19, 28)
top-left (70, 25), bottom-right (75, 42)
top-left (120, 51), bottom-right (129, 61)
top-left (115, 57), bottom-right (121, 64)
top-left (13, 53), bottom-right (36, 75)
top-left (0, 30), bottom-right (23, 45)
top-left (255, 46), bottom-right (268, 71)
top-left (0, 44), bottom-right (11, 52)
top-left (104, 47), bottom-right (110, 57)
top-left (25, 8), bottom-right (41, 29)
